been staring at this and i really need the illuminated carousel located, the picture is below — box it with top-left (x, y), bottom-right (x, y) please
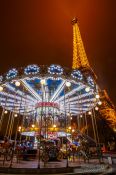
top-left (0, 19), bottom-right (104, 168)
top-left (0, 64), bottom-right (101, 138)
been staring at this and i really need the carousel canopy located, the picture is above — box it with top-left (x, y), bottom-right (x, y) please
top-left (0, 64), bottom-right (99, 116)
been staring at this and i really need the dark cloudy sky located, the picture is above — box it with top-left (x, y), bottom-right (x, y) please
top-left (0, 0), bottom-right (116, 104)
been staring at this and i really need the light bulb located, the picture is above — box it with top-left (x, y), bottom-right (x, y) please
top-left (67, 112), bottom-right (70, 116)
top-left (0, 86), bottom-right (3, 92)
top-left (95, 94), bottom-right (100, 99)
top-left (15, 81), bottom-right (20, 87)
top-left (98, 101), bottom-right (102, 105)
top-left (95, 106), bottom-right (99, 111)
top-left (53, 124), bottom-right (56, 128)
top-left (88, 111), bottom-right (92, 115)
top-left (32, 124), bottom-right (35, 128)
top-left (14, 114), bottom-right (18, 117)
top-left (80, 115), bottom-right (83, 118)
top-left (66, 81), bottom-right (71, 87)
top-left (85, 87), bottom-right (90, 92)
top-left (40, 79), bottom-right (46, 85)
top-left (19, 126), bottom-right (21, 130)
top-left (4, 110), bottom-right (8, 114)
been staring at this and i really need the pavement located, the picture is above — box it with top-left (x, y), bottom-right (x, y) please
top-left (0, 154), bottom-right (116, 174)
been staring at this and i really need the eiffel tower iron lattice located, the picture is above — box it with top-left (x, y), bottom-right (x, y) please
top-left (72, 17), bottom-right (116, 130)
top-left (72, 17), bottom-right (90, 69)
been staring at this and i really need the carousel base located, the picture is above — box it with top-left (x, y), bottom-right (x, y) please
top-left (0, 159), bottom-right (112, 174)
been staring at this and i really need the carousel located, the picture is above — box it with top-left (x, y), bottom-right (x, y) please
top-left (0, 64), bottom-right (102, 164)
top-left (0, 18), bottom-right (103, 168)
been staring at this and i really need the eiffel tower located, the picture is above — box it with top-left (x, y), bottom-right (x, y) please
top-left (72, 17), bottom-right (116, 130)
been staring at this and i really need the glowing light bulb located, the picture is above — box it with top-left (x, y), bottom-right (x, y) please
top-left (32, 124), bottom-right (35, 128)
top-left (88, 111), bottom-right (92, 115)
top-left (68, 126), bottom-right (71, 130)
top-left (95, 106), bottom-right (99, 111)
top-left (66, 81), bottom-right (71, 87)
top-left (19, 126), bottom-right (21, 130)
top-left (80, 115), bottom-right (83, 118)
top-left (4, 110), bottom-right (8, 114)
top-left (53, 124), bottom-right (56, 128)
top-left (14, 114), bottom-right (18, 117)
top-left (67, 112), bottom-right (70, 116)
top-left (72, 129), bottom-right (75, 132)
top-left (95, 94), bottom-right (100, 99)
top-left (85, 87), bottom-right (90, 92)
top-left (98, 101), bottom-right (102, 105)
top-left (15, 81), bottom-right (20, 87)
top-left (40, 79), bottom-right (46, 85)
top-left (0, 86), bottom-right (3, 92)
top-left (70, 117), bottom-right (72, 120)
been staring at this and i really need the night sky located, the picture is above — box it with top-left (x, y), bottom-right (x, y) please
top-left (0, 0), bottom-right (116, 104)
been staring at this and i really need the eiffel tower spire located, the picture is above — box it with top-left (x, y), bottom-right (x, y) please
top-left (72, 18), bottom-right (90, 69)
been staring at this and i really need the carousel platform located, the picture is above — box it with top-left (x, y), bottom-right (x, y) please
top-left (0, 158), bottom-right (113, 174)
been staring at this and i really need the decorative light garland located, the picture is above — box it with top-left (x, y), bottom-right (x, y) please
top-left (6, 68), bottom-right (18, 80)
top-left (24, 64), bottom-right (39, 75)
top-left (71, 69), bottom-right (83, 80)
top-left (48, 64), bottom-right (63, 75)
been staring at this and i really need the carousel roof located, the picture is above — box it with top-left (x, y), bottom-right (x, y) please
top-left (0, 64), bottom-right (100, 116)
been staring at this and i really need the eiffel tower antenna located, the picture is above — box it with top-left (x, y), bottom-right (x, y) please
top-left (72, 17), bottom-right (90, 69)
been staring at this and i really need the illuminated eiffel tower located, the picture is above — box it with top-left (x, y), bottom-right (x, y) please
top-left (72, 18), bottom-right (90, 70)
top-left (72, 17), bottom-right (116, 130)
